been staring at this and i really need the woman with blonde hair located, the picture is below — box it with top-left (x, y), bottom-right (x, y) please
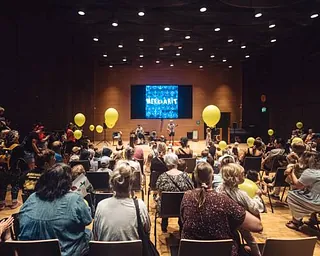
top-left (93, 161), bottom-right (150, 241)
top-left (181, 162), bottom-right (262, 256)
top-left (218, 163), bottom-right (263, 256)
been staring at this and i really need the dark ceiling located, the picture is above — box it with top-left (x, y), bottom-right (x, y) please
top-left (39, 0), bottom-right (320, 68)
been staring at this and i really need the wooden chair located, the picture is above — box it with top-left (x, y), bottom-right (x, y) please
top-left (262, 237), bottom-right (317, 256)
top-left (243, 157), bottom-right (262, 173)
top-left (154, 192), bottom-right (185, 247)
top-left (147, 170), bottom-right (162, 211)
top-left (267, 167), bottom-right (290, 213)
top-left (89, 240), bottom-right (142, 256)
top-left (181, 158), bottom-right (196, 174)
top-left (132, 171), bottom-right (144, 201)
top-left (178, 239), bottom-right (233, 256)
top-left (5, 239), bottom-right (61, 256)
top-left (70, 160), bottom-right (90, 171)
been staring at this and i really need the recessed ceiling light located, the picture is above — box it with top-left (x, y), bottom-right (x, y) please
top-left (176, 52), bottom-right (181, 56)
top-left (78, 11), bottom-right (85, 16)
top-left (139, 37), bottom-right (144, 42)
top-left (185, 35), bottom-right (191, 40)
top-left (269, 23), bottom-right (276, 29)
top-left (200, 7), bottom-right (207, 13)
top-left (255, 12), bottom-right (263, 18)
top-left (122, 58), bottom-right (127, 62)
top-left (245, 55), bottom-right (250, 58)
top-left (229, 65), bottom-right (233, 69)
top-left (139, 65), bottom-right (143, 68)
top-left (170, 63), bottom-right (174, 67)
top-left (198, 47), bottom-right (204, 51)
top-left (271, 38), bottom-right (277, 43)
top-left (178, 46), bottom-right (183, 49)
top-left (214, 27), bottom-right (221, 32)
top-left (138, 11), bottom-right (145, 17)
top-left (109, 65), bottom-right (113, 68)
top-left (112, 22), bottom-right (118, 27)
top-left (156, 60), bottom-right (160, 64)
top-left (210, 54), bottom-right (215, 58)
top-left (164, 27), bottom-right (170, 31)
top-left (222, 58), bottom-right (227, 62)
top-left (311, 13), bottom-right (319, 19)
top-left (199, 65), bottom-right (203, 69)
top-left (139, 54), bottom-right (144, 58)
top-left (93, 37), bottom-right (99, 42)
top-left (228, 38), bottom-right (234, 43)
top-left (159, 47), bottom-right (164, 51)
top-left (188, 60), bottom-right (192, 64)
top-left (103, 54), bottom-right (107, 58)
top-left (118, 43), bottom-right (123, 48)
top-left (241, 45), bottom-right (246, 49)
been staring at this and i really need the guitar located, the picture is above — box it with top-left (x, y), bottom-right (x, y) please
top-left (167, 124), bottom-right (178, 134)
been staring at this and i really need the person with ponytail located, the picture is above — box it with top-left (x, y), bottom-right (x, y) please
top-left (93, 161), bottom-right (150, 241)
top-left (181, 162), bottom-right (262, 256)
top-left (240, 139), bottom-right (264, 164)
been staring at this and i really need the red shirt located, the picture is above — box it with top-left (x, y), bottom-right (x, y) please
top-left (66, 129), bottom-right (75, 142)
top-left (133, 147), bottom-right (144, 161)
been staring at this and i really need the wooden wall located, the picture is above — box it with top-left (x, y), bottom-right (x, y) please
top-left (93, 65), bottom-right (242, 141)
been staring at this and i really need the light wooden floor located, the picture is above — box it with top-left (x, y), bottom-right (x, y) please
top-left (1, 140), bottom-right (319, 255)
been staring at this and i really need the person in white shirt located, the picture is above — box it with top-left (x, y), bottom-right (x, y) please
top-left (135, 124), bottom-right (145, 144)
top-left (97, 156), bottom-right (112, 175)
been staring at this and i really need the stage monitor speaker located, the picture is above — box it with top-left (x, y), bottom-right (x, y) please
top-left (187, 132), bottom-right (193, 139)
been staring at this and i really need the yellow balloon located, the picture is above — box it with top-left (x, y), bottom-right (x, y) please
top-left (202, 105), bottom-right (221, 128)
top-left (96, 125), bottom-right (103, 133)
top-left (105, 120), bottom-right (115, 129)
top-left (218, 140), bottom-right (227, 150)
top-left (74, 113), bottom-right (86, 127)
top-left (89, 125), bottom-right (95, 132)
top-left (104, 108), bottom-right (119, 125)
top-left (291, 137), bottom-right (303, 145)
top-left (247, 137), bottom-right (255, 147)
top-left (239, 179), bottom-right (259, 198)
top-left (268, 129), bottom-right (274, 136)
top-left (296, 122), bottom-right (303, 129)
top-left (74, 130), bottom-right (82, 140)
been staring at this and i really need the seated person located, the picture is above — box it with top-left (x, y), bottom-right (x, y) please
top-left (175, 137), bottom-right (193, 159)
top-left (69, 146), bottom-right (81, 162)
top-left (116, 139), bottom-right (124, 151)
top-left (262, 138), bottom-right (287, 172)
top-left (0, 216), bottom-right (14, 242)
top-left (19, 164), bottom-right (92, 256)
top-left (97, 156), bottom-right (112, 175)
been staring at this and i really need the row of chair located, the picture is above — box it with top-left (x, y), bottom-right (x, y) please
top-left (1, 236), bottom-right (317, 256)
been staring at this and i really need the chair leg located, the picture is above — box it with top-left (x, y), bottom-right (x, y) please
top-left (141, 189), bottom-right (144, 201)
top-left (267, 188), bottom-right (274, 213)
top-left (147, 188), bottom-right (150, 211)
top-left (281, 187), bottom-right (287, 202)
top-left (154, 215), bottom-right (157, 248)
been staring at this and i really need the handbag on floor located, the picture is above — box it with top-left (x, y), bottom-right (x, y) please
top-left (133, 197), bottom-right (160, 256)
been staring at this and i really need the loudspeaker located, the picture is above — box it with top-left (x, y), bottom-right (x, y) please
top-left (187, 132), bottom-right (193, 139)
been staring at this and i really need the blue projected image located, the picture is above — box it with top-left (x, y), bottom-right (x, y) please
top-left (145, 85), bottom-right (178, 119)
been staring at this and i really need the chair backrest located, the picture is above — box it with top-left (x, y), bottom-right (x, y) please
top-left (5, 239), bottom-right (61, 256)
top-left (132, 171), bottom-right (141, 191)
top-left (70, 160), bottom-right (90, 171)
top-left (262, 237), bottom-right (317, 256)
top-left (243, 157), bottom-right (262, 173)
top-left (160, 192), bottom-right (185, 218)
top-left (274, 167), bottom-right (290, 187)
top-left (137, 159), bottom-right (144, 175)
top-left (86, 171), bottom-right (110, 191)
top-left (94, 192), bottom-right (114, 209)
top-left (109, 159), bottom-right (116, 170)
top-left (178, 239), bottom-right (233, 256)
top-left (89, 240), bottom-right (142, 256)
top-left (181, 158), bottom-right (196, 174)
top-left (149, 170), bottom-right (162, 190)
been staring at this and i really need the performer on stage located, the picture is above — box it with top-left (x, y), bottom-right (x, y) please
top-left (135, 124), bottom-right (145, 144)
top-left (167, 120), bottom-right (177, 144)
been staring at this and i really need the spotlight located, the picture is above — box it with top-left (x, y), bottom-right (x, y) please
top-left (164, 27), bottom-right (170, 31)
top-left (198, 47), bottom-right (204, 51)
top-left (170, 63), bottom-right (174, 67)
top-left (210, 54), bottom-right (215, 58)
top-left (159, 47), bottom-right (164, 51)
top-left (93, 37), bottom-right (99, 42)
top-left (245, 55), bottom-right (250, 58)
top-left (228, 65), bottom-right (233, 69)
top-left (139, 36), bottom-right (144, 42)
top-left (109, 65), bottom-right (113, 68)
top-left (185, 35), bottom-right (191, 40)
top-left (241, 45), bottom-right (246, 49)
top-left (156, 60), bottom-right (160, 64)
top-left (228, 38), bottom-right (234, 43)
top-left (214, 26), bottom-right (221, 32)
top-left (122, 57), bottom-right (127, 62)
top-left (118, 43), bottom-right (123, 48)
top-left (199, 65), bottom-right (203, 69)
top-left (139, 65), bottom-right (143, 68)
top-left (178, 46), bottom-right (183, 49)
top-left (270, 38), bottom-right (277, 43)
top-left (222, 58), bottom-right (227, 62)
top-left (176, 52), bottom-right (181, 56)
top-left (138, 11), bottom-right (145, 17)
top-left (112, 21), bottom-right (118, 27)
top-left (78, 11), bottom-right (85, 16)
top-left (139, 54), bottom-right (144, 58)
top-left (311, 13), bottom-right (319, 19)
top-left (269, 23), bottom-right (276, 29)
top-left (188, 60), bottom-right (192, 64)
top-left (255, 12), bottom-right (262, 18)
top-left (103, 54), bottom-right (107, 58)
top-left (200, 7), bottom-right (207, 13)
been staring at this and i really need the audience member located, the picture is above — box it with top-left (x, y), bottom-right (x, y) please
top-left (0, 215), bottom-right (14, 241)
top-left (208, 141), bottom-right (216, 159)
top-left (90, 150), bottom-right (101, 172)
top-left (133, 139), bottom-right (144, 161)
top-left (19, 164), bottom-right (92, 256)
top-left (177, 159), bottom-right (187, 172)
top-left (262, 138), bottom-right (287, 172)
top-left (97, 156), bottom-right (113, 175)
top-left (175, 137), bottom-right (193, 158)
top-left (124, 147), bottom-right (142, 174)
top-left (93, 161), bottom-right (150, 241)
top-left (150, 142), bottom-right (168, 175)
top-left (240, 139), bottom-right (264, 164)
top-left (116, 139), bottom-right (124, 151)
top-left (181, 162), bottom-right (263, 256)
top-left (80, 149), bottom-right (90, 161)
top-left (205, 127), bottom-right (212, 147)
top-left (212, 155), bottom-right (235, 190)
top-left (70, 146), bottom-right (81, 162)
top-left (52, 141), bottom-right (63, 163)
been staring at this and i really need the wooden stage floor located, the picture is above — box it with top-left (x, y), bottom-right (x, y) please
top-left (1, 140), bottom-right (319, 255)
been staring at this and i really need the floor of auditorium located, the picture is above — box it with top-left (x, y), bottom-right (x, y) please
top-left (0, 140), bottom-right (319, 255)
